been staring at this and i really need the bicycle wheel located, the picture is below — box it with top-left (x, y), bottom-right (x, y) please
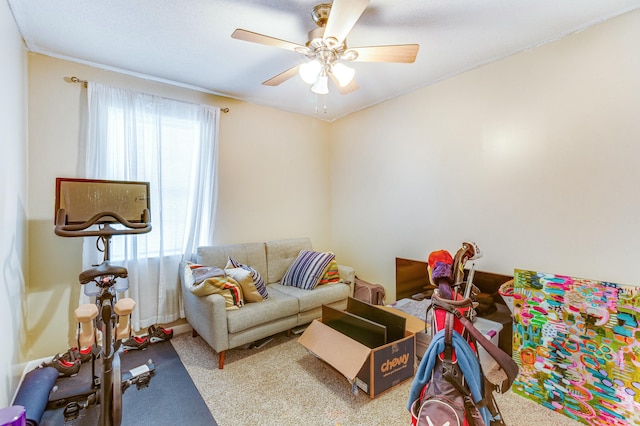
top-left (112, 352), bottom-right (122, 425)
top-left (98, 296), bottom-right (122, 426)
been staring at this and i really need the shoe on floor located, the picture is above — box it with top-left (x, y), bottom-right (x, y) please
top-left (70, 345), bottom-right (97, 363)
top-left (121, 335), bottom-right (149, 351)
top-left (148, 325), bottom-right (173, 343)
top-left (42, 350), bottom-right (81, 377)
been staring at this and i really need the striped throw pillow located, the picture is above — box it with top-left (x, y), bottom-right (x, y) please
top-left (319, 258), bottom-right (340, 285)
top-left (281, 250), bottom-right (335, 290)
top-left (225, 266), bottom-right (265, 303)
top-left (227, 257), bottom-right (268, 299)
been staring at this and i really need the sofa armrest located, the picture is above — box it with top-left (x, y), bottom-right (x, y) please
top-left (179, 260), bottom-right (230, 353)
top-left (338, 264), bottom-right (355, 297)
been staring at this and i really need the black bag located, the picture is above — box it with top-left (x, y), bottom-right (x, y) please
top-left (353, 276), bottom-right (386, 305)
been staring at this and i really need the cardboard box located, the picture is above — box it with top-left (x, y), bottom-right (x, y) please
top-left (378, 304), bottom-right (431, 360)
top-left (299, 299), bottom-right (416, 398)
top-left (377, 305), bottom-right (426, 335)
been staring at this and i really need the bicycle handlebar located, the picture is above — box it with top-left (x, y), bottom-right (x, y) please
top-left (54, 209), bottom-right (152, 237)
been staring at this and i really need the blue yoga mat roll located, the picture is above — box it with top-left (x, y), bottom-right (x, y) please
top-left (13, 367), bottom-right (58, 426)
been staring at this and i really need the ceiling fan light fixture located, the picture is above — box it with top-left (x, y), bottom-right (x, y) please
top-left (232, 0), bottom-right (419, 99)
top-left (311, 74), bottom-right (329, 95)
top-left (331, 62), bottom-right (355, 87)
top-left (299, 59), bottom-right (322, 84)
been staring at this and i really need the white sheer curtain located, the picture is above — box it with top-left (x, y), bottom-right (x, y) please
top-left (79, 82), bottom-right (219, 330)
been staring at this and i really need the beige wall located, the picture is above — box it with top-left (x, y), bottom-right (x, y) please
top-left (26, 54), bottom-right (332, 359)
top-left (0, 0), bottom-right (29, 407)
top-left (330, 9), bottom-right (640, 298)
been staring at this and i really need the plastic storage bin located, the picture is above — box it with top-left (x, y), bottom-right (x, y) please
top-left (473, 317), bottom-right (503, 371)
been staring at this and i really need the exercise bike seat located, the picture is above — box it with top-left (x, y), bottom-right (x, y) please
top-left (79, 261), bottom-right (128, 284)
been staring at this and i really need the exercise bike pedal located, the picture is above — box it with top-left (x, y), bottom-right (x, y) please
top-left (121, 359), bottom-right (155, 391)
top-left (62, 392), bottom-right (98, 421)
top-left (63, 401), bottom-right (81, 420)
top-left (134, 372), bottom-right (152, 389)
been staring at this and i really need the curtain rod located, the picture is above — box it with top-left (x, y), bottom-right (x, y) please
top-left (65, 76), bottom-right (230, 113)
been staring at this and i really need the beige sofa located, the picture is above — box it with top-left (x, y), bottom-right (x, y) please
top-left (180, 237), bottom-right (355, 368)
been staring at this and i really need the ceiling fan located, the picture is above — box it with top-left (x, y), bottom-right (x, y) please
top-left (231, 0), bottom-right (419, 95)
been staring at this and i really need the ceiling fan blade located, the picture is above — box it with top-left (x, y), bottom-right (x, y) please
top-left (329, 74), bottom-right (359, 95)
top-left (348, 44), bottom-right (420, 63)
top-left (231, 29), bottom-right (305, 52)
top-left (262, 64), bottom-right (301, 86)
top-left (323, 0), bottom-right (369, 46)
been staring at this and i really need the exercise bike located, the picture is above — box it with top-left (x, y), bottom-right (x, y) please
top-left (54, 178), bottom-right (153, 426)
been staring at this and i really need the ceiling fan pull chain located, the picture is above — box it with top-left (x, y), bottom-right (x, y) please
top-left (314, 94), bottom-right (327, 115)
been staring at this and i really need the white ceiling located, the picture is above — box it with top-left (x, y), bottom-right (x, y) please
top-left (8, 0), bottom-right (640, 121)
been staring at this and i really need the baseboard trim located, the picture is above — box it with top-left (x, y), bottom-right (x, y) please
top-left (170, 323), bottom-right (192, 336)
top-left (13, 355), bottom-right (54, 404)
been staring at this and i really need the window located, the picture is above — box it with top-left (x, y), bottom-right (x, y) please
top-left (105, 108), bottom-right (206, 259)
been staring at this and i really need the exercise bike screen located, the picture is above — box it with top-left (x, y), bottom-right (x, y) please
top-left (55, 178), bottom-right (150, 225)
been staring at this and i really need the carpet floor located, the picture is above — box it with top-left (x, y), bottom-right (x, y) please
top-left (171, 331), bottom-right (583, 426)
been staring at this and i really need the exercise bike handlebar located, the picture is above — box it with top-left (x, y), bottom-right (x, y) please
top-left (54, 208), bottom-right (152, 238)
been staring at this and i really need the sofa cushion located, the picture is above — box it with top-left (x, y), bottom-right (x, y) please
top-left (196, 242), bottom-right (267, 281)
top-left (226, 288), bottom-right (298, 334)
top-left (265, 238), bottom-right (312, 284)
top-left (226, 257), bottom-right (268, 300)
top-left (269, 282), bottom-right (350, 313)
top-left (281, 250), bottom-right (335, 290)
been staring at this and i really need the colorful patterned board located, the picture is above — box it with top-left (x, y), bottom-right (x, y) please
top-left (512, 269), bottom-right (640, 425)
